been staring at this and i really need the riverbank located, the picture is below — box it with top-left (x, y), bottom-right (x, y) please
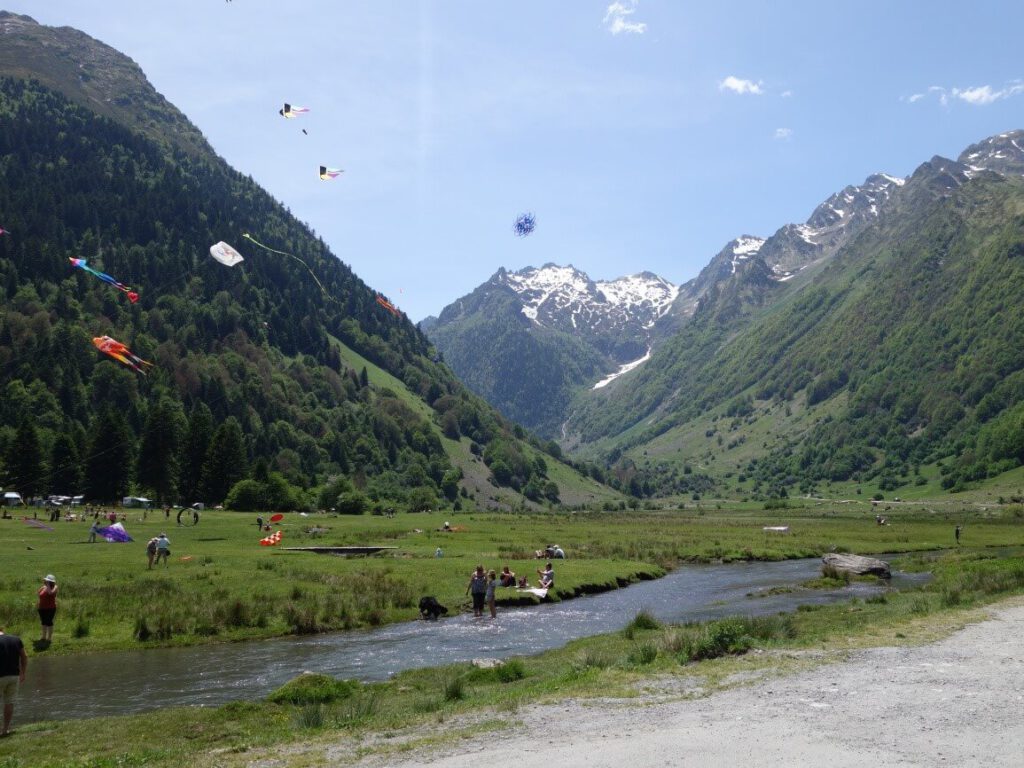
top-left (355, 596), bottom-right (1024, 767)
top-left (3, 506), bottom-right (1016, 656)
top-left (2, 548), bottom-right (1022, 767)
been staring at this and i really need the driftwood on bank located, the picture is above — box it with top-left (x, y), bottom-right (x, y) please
top-left (822, 552), bottom-right (891, 578)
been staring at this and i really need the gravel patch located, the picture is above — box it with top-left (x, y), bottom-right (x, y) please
top-left (352, 599), bottom-right (1024, 767)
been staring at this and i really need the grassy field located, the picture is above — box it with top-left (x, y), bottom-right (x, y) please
top-left (2, 503), bottom-right (1023, 656)
top-left (2, 544), bottom-right (1023, 768)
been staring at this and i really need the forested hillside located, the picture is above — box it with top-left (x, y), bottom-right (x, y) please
top-left (0, 73), bottom-right (609, 510)
top-left (570, 148), bottom-right (1024, 498)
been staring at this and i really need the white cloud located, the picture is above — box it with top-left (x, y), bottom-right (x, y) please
top-left (780, 90), bottom-right (793, 98)
top-left (906, 80), bottom-right (1024, 107)
top-left (773, 127), bottom-right (793, 140)
top-left (719, 76), bottom-right (763, 95)
top-left (604, 1), bottom-right (647, 35)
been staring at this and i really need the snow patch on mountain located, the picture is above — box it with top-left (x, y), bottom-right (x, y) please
top-left (592, 348), bottom-right (652, 389)
top-left (957, 130), bottom-right (1024, 177)
top-left (730, 236), bottom-right (766, 274)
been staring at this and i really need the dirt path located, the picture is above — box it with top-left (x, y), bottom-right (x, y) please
top-left (361, 601), bottom-right (1024, 767)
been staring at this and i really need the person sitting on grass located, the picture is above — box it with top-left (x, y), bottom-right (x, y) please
top-left (500, 565), bottom-right (516, 587)
top-left (537, 562), bottom-right (554, 590)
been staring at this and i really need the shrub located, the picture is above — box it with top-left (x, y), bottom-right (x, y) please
top-left (625, 610), bottom-right (662, 633)
top-left (443, 674), bottom-right (466, 702)
top-left (268, 673), bottom-right (359, 705)
top-left (134, 616), bottom-right (151, 641)
top-left (495, 659), bottom-right (526, 683)
top-left (293, 703), bottom-right (325, 729)
top-left (72, 614), bottom-right (90, 639)
top-left (681, 618), bottom-right (752, 662)
top-left (629, 643), bottom-right (658, 666)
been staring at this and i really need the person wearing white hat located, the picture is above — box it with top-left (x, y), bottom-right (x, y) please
top-left (37, 575), bottom-right (58, 644)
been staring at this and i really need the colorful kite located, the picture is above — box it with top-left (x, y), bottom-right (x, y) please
top-left (279, 103), bottom-right (310, 119)
top-left (0, 226), bottom-right (8, 236)
top-left (270, 513), bottom-right (284, 523)
top-left (209, 241), bottom-right (244, 267)
top-left (69, 258), bottom-right (139, 303)
top-left (23, 518), bottom-right (54, 532)
top-left (259, 530), bottom-right (283, 546)
top-left (92, 335), bottom-right (153, 375)
top-left (241, 233), bottom-right (326, 293)
top-left (513, 213), bottom-right (536, 237)
top-left (376, 295), bottom-right (400, 316)
top-left (98, 522), bottom-right (133, 543)
top-left (319, 166), bottom-right (344, 180)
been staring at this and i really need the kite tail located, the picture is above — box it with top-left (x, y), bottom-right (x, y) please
top-left (241, 233), bottom-right (327, 294)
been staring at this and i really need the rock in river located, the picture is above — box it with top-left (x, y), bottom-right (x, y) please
top-left (822, 553), bottom-right (891, 578)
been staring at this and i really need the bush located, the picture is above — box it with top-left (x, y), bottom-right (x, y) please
top-left (443, 674), bottom-right (466, 702)
top-left (623, 610), bottom-right (662, 638)
top-left (268, 673), bottom-right (359, 705)
top-left (496, 659), bottom-right (526, 683)
top-left (681, 618), bottom-right (752, 662)
top-left (629, 642), bottom-right (658, 666)
top-left (293, 703), bottom-right (325, 729)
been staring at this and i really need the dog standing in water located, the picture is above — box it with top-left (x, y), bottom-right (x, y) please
top-left (419, 596), bottom-right (448, 620)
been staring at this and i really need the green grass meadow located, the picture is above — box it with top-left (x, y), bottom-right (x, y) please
top-left (2, 503), bottom-right (1024, 767)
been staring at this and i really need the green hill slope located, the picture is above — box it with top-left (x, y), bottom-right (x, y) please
top-left (569, 147), bottom-right (1024, 499)
top-left (0, 16), bottom-right (617, 511)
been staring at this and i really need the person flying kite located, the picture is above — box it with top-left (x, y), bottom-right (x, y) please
top-left (69, 258), bottom-right (139, 303)
top-left (92, 336), bottom-right (153, 375)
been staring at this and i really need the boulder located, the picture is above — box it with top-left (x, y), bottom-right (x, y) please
top-left (822, 553), bottom-right (891, 578)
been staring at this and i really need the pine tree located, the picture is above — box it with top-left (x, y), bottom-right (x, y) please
top-left (136, 397), bottom-right (185, 504)
top-left (5, 418), bottom-right (44, 499)
top-left (49, 431), bottom-right (84, 495)
top-left (179, 402), bottom-right (214, 504)
top-left (84, 408), bottom-right (135, 502)
top-left (200, 416), bottom-right (248, 503)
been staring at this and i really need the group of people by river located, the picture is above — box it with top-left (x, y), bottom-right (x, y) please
top-left (465, 562), bottom-right (555, 619)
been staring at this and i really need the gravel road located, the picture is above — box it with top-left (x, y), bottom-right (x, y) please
top-left (364, 601), bottom-right (1024, 767)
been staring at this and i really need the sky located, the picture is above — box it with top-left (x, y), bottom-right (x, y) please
top-left (8, 1), bottom-right (1024, 321)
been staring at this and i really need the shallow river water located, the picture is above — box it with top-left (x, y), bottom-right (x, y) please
top-left (19, 556), bottom-right (928, 724)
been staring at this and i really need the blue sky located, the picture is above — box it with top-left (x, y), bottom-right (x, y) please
top-left (9, 1), bottom-right (1024, 320)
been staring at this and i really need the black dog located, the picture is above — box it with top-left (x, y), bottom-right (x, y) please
top-left (419, 596), bottom-right (448, 620)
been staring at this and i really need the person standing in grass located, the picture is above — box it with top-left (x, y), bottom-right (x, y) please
top-left (146, 537), bottom-right (158, 569)
top-left (486, 570), bottom-right (498, 618)
top-left (955, 525), bottom-right (962, 545)
top-left (155, 533), bottom-right (171, 567)
top-left (0, 626), bottom-right (28, 737)
top-left (466, 565), bottom-right (487, 618)
top-left (37, 575), bottom-right (57, 643)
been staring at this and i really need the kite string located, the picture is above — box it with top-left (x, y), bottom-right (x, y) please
top-left (242, 233), bottom-right (327, 294)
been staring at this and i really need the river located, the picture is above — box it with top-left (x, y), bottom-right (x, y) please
top-left (18, 556), bottom-right (928, 724)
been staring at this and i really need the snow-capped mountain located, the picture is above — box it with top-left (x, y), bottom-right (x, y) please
top-left (425, 129), bottom-right (1024, 440)
top-left (501, 264), bottom-right (678, 338)
top-left (959, 130), bottom-right (1024, 177)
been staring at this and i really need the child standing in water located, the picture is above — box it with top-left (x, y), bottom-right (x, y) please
top-left (486, 570), bottom-right (498, 618)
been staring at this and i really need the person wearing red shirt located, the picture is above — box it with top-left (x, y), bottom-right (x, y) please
top-left (37, 575), bottom-right (57, 643)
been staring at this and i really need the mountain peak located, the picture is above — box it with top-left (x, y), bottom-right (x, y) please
top-left (0, 13), bottom-right (211, 156)
top-left (957, 130), bottom-right (1024, 177)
